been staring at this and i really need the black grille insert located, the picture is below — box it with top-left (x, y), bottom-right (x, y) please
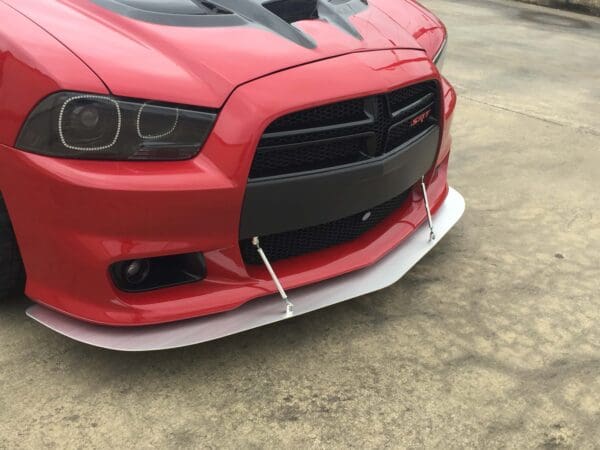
top-left (265, 97), bottom-right (369, 133)
top-left (249, 81), bottom-right (439, 179)
top-left (240, 190), bottom-right (410, 265)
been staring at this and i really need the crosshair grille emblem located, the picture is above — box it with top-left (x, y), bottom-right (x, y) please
top-left (360, 92), bottom-right (437, 159)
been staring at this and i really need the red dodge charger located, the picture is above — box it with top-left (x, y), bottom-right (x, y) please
top-left (0, 0), bottom-right (464, 350)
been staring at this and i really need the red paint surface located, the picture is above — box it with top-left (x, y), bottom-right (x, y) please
top-left (0, 0), bottom-right (455, 326)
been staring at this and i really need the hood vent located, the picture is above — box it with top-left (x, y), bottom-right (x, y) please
top-left (195, 1), bottom-right (232, 15)
top-left (263, 0), bottom-right (319, 24)
top-left (93, 0), bottom-right (367, 48)
top-left (100, 0), bottom-right (232, 15)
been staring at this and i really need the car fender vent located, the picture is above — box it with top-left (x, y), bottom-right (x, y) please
top-left (263, 0), bottom-right (319, 23)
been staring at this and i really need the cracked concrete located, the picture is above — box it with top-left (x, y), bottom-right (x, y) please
top-left (0, 0), bottom-right (599, 448)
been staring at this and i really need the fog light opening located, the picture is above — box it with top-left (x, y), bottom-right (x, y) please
top-left (111, 252), bottom-right (207, 293)
top-left (123, 259), bottom-right (151, 286)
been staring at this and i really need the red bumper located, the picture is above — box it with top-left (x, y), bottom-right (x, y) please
top-left (0, 49), bottom-right (456, 326)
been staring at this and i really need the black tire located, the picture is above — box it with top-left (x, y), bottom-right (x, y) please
top-left (0, 195), bottom-right (25, 298)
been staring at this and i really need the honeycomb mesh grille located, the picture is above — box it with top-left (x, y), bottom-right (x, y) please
top-left (249, 81), bottom-right (439, 179)
top-left (240, 190), bottom-right (410, 265)
top-left (387, 83), bottom-right (434, 114)
top-left (265, 98), bottom-right (368, 133)
top-left (250, 135), bottom-right (371, 179)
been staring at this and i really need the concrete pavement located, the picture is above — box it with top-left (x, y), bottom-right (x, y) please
top-left (517, 0), bottom-right (600, 16)
top-left (1, 1), bottom-right (599, 448)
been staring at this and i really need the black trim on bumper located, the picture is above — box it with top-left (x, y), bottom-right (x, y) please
top-left (240, 126), bottom-right (439, 239)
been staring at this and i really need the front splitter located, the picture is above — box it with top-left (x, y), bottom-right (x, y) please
top-left (27, 188), bottom-right (465, 351)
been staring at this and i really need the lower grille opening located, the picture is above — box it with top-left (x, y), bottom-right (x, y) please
top-left (240, 190), bottom-right (411, 265)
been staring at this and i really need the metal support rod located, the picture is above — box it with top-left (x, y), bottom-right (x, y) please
top-left (421, 176), bottom-right (436, 242)
top-left (252, 237), bottom-right (294, 316)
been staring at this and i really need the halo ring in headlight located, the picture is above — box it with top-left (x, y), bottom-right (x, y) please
top-left (136, 102), bottom-right (180, 140)
top-left (17, 91), bottom-right (217, 160)
top-left (58, 95), bottom-right (122, 151)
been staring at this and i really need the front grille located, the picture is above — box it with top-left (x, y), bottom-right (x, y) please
top-left (265, 97), bottom-right (368, 133)
top-left (240, 190), bottom-right (410, 265)
top-left (249, 81), bottom-right (439, 179)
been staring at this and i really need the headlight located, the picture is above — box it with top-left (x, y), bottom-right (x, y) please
top-left (16, 92), bottom-right (217, 160)
top-left (433, 37), bottom-right (447, 72)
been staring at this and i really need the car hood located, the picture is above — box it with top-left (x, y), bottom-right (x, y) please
top-left (5, 0), bottom-right (441, 108)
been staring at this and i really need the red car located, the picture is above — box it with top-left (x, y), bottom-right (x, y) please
top-left (0, 0), bottom-right (464, 351)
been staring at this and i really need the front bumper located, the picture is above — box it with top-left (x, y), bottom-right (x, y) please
top-left (0, 49), bottom-right (457, 327)
top-left (27, 187), bottom-right (464, 351)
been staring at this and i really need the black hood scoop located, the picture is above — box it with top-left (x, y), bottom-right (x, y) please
top-left (94, 0), bottom-right (233, 15)
top-left (92, 0), bottom-right (367, 48)
top-left (263, 0), bottom-right (319, 24)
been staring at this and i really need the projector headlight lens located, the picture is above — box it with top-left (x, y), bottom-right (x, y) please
top-left (17, 92), bottom-right (217, 160)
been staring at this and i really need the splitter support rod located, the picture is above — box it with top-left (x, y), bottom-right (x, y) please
top-left (421, 176), bottom-right (436, 242)
top-left (252, 237), bottom-right (294, 317)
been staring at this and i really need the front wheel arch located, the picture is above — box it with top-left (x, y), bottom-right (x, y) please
top-left (0, 192), bottom-right (25, 299)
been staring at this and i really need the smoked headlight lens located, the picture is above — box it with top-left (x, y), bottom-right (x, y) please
top-left (16, 92), bottom-right (217, 160)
